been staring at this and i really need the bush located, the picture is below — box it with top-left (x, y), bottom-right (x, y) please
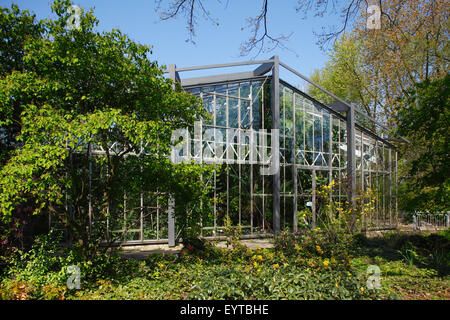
top-left (0, 230), bottom-right (129, 299)
top-left (273, 228), bottom-right (356, 271)
top-left (185, 263), bottom-right (381, 300)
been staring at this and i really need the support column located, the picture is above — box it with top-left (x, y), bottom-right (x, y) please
top-left (346, 104), bottom-right (357, 230)
top-left (271, 56), bottom-right (280, 235)
top-left (168, 64), bottom-right (179, 247)
top-left (167, 197), bottom-right (176, 247)
top-left (293, 165), bottom-right (298, 232)
top-left (88, 143), bottom-right (93, 239)
top-left (312, 169), bottom-right (316, 228)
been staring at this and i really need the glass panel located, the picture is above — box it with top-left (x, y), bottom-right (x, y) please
top-left (241, 100), bottom-right (250, 128)
top-left (251, 81), bottom-right (261, 130)
top-left (216, 95), bottom-right (227, 127)
top-left (228, 97), bottom-right (239, 128)
top-left (285, 88), bottom-right (294, 137)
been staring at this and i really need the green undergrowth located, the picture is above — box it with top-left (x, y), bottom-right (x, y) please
top-left (0, 229), bottom-right (448, 300)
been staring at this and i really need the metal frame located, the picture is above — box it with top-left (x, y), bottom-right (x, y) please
top-left (52, 57), bottom-right (399, 246)
top-left (162, 56), bottom-right (399, 241)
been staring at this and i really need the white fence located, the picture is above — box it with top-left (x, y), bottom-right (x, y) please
top-left (412, 211), bottom-right (449, 231)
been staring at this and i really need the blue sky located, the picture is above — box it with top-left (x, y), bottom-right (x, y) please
top-left (3, 0), bottom-right (349, 88)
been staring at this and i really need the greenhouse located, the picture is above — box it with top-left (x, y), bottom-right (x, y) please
top-left (51, 57), bottom-right (399, 246)
top-left (166, 57), bottom-right (398, 243)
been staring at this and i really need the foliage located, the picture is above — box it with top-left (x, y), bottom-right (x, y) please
top-left (0, 234), bottom-right (380, 300)
top-left (2, 229), bottom-right (449, 300)
top-left (0, 230), bottom-right (133, 299)
top-left (0, 0), bottom-right (213, 259)
top-left (273, 228), bottom-right (354, 273)
top-left (397, 243), bottom-right (419, 267)
top-left (296, 179), bottom-right (378, 234)
top-left (396, 74), bottom-right (449, 211)
top-left (352, 231), bottom-right (450, 299)
top-left (0, 4), bottom-right (44, 166)
top-left (185, 262), bottom-right (377, 300)
top-left (308, 34), bottom-right (376, 129)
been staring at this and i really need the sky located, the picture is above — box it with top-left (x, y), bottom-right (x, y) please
top-left (2, 0), bottom-right (350, 88)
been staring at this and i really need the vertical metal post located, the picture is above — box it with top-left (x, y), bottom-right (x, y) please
top-left (250, 163), bottom-right (254, 234)
top-left (346, 104), bottom-right (356, 229)
top-left (123, 192), bottom-right (127, 241)
top-left (68, 151), bottom-right (74, 245)
top-left (88, 144), bottom-right (93, 239)
top-left (140, 191), bottom-right (144, 243)
top-left (312, 169), bottom-right (316, 228)
top-left (271, 56), bottom-right (281, 235)
top-left (360, 131), bottom-right (364, 229)
top-left (293, 91), bottom-right (298, 233)
top-left (293, 165), bottom-right (298, 232)
top-left (329, 115), bottom-right (333, 222)
top-left (168, 64), bottom-right (179, 247)
top-left (413, 213), bottom-right (419, 231)
top-left (156, 197), bottom-right (160, 240)
top-left (168, 196), bottom-right (175, 247)
top-left (250, 83), bottom-right (254, 235)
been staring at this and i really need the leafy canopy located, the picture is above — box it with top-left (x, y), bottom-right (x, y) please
top-left (0, 0), bottom-right (211, 257)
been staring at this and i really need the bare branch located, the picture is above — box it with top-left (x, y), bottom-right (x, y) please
top-left (297, 0), bottom-right (367, 49)
top-left (239, 0), bottom-right (294, 57)
top-left (155, 0), bottom-right (219, 44)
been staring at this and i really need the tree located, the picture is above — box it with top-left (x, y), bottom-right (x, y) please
top-left (0, 0), bottom-right (211, 259)
top-left (396, 74), bottom-right (449, 211)
top-left (0, 4), bottom-right (43, 167)
top-left (307, 0), bottom-right (448, 136)
top-left (352, 0), bottom-right (449, 129)
top-left (307, 34), bottom-right (379, 130)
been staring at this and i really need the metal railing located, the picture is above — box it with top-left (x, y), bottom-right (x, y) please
top-left (412, 211), bottom-right (449, 231)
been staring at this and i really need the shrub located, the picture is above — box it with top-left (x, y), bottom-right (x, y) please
top-left (273, 228), bottom-right (355, 271)
top-left (185, 263), bottom-right (381, 300)
top-left (0, 230), bottom-right (129, 299)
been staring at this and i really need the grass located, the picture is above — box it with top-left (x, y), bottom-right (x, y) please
top-left (350, 229), bottom-right (450, 299)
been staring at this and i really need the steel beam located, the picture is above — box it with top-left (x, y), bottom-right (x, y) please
top-left (168, 196), bottom-right (176, 247)
top-left (168, 64), bottom-right (178, 247)
top-left (253, 61), bottom-right (274, 76)
top-left (271, 56), bottom-right (280, 235)
top-left (174, 59), bottom-right (274, 72)
top-left (346, 104), bottom-right (357, 227)
top-left (312, 169), bottom-right (316, 228)
top-left (181, 71), bottom-right (256, 87)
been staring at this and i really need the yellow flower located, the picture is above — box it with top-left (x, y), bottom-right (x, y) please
top-left (323, 259), bottom-right (330, 268)
top-left (273, 263), bottom-right (279, 269)
top-left (253, 261), bottom-right (258, 268)
top-left (252, 254), bottom-right (263, 262)
top-left (316, 245), bottom-right (324, 255)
